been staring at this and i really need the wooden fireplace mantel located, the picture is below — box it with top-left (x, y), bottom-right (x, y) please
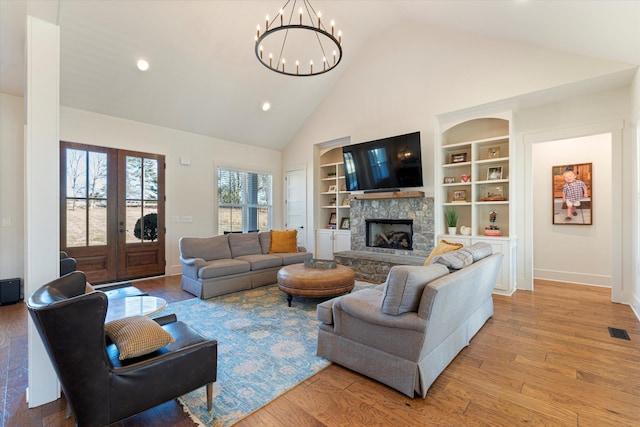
top-left (352, 191), bottom-right (425, 200)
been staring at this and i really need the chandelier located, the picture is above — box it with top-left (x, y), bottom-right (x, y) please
top-left (254, 0), bottom-right (343, 76)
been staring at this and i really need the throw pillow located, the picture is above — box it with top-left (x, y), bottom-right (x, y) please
top-left (424, 239), bottom-right (464, 265)
top-left (381, 264), bottom-right (450, 316)
top-left (105, 315), bottom-right (175, 360)
top-left (269, 230), bottom-right (298, 253)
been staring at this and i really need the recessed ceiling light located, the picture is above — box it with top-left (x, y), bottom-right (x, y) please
top-left (137, 59), bottom-right (149, 71)
top-left (262, 102), bottom-right (271, 111)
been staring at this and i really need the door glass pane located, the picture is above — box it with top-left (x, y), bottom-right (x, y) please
top-left (126, 156), bottom-right (142, 200)
top-left (143, 158), bottom-right (158, 200)
top-left (66, 199), bottom-right (86, 247)
top-left (88, 152), bottom-right (107, 199)
top-left (66, 149), bottom-right (86, 198)
top-left (88, 151), bottom-right (108, 246)
top-left (139, 201), bottom-right (159, 242)
top-left (88, 200), bottom-right (107, 245)
top-left (126, 201), bottom-right (142, 243)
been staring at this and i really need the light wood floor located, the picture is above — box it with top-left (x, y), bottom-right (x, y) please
top-left (2, 276), bottom-right (639, 426)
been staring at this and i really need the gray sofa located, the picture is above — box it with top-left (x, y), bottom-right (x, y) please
top-left (316, 243), bottom-right (502, 398)
top-left (179, 232), bottom-right (312, 299)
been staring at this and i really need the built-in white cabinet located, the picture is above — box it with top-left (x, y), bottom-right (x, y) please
top-left (316, 147), bottom-right (351, 258)
top-left (435, 112), bottom-right (516, 295)
top-left (316, 229), bottom-right (351, 260)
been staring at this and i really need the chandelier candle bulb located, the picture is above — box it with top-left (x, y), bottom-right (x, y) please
top-left (333, 50), bottom-right (336, 64)
top-left (296, 60), bottom-right (299, 74)
top-left (259, 45), bottom-right (263, 59)
top-left (256, 25), bottom-right (260, 38)
top-left (317, 12), bottom-right (321, 28)
top-left (310, 60), bottom-right (313, 74)
top-left (282, 58), bottom-right (285, 72)
top-left (265, 15), bottom-right (269, 30)
top-left (269, 53), bottom-right (273, 68)
top-left (299, 8), bottom-right (303, 24)
top-left (280, 9), bottom-right (283, 26)
top-left (331, 20), bottom-right (335, 35)
top-left (338, 31), bottom-right (342, 45)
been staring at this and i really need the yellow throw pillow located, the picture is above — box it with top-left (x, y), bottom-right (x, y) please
top-left (105, 315), bottom-right (175, 360)
top-left (424, 240), bottom-right (464, 265)
top-left (269, 229), bottom-right (298, 253)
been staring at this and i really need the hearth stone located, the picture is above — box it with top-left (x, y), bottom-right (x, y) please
top-left (334, 250), bottom-right (427, 284)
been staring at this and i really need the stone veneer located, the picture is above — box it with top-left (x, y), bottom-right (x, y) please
top-left (334, 196), bottom-right (435, 283)
top-left (349, 196), bottom-right (435, 257)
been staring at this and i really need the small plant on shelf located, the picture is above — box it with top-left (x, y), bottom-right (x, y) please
top-left (444, 208), bottom-right (458, 228)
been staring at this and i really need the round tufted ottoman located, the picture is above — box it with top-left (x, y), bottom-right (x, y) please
top-left (277, 263), bottom-right (355, 307)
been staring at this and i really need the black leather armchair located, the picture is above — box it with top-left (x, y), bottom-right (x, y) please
top-left (27, 271), bottom-right (217, 427)
top-left (59, 251), bottom-right (77, 276)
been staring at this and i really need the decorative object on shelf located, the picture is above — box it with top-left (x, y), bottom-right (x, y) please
top-left (484, 210), bottom-right (502, 236)
top-left (487, 147), bottom-right (500, 159)
top-left (451, 190), bottom-right (467, 202)
top-left (444, 208), bottom-right (458, 235)
top-left (552, 162), bottom-right (592, 225)
top-left (304, 258), bottom-right (337, 269)
top-left (340, 217), bottom-right (350, 230)
top-left (339, 183), bottom-right (346, 191)
top-left (254, 0), bottom-right (343, 77)
top-left (341, 196), bottom-right (351, 206)
top-left (326, 171), bottom-right (336, 177)
top-left (480, 185), bottom-right (505, 201)
top-left (487, 166), bottom-right (503, 180)
top-left (330, 197), bottom-right (336, 206)
top-left (444, 176), bottom-right (456, 184)
top-left (327, 184), bottom-right (337, 192)
top-left (450, 153), bottom-right (467, 163)
top-left (328, 212), bottom-right (337, 225)
top-left (460, 225), bottom-right (471, 236)
top-left (460, 174), bottom-right (470, 182)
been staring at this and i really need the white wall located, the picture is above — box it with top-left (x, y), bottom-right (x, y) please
top-left (631, 70), bottom-right (640, 318)
top-left (60, 107), bottom-right (283, 275)
top-left (532, 134), bottom-right (612, 286)
top-left (0, 93), bottom-right (24, 280)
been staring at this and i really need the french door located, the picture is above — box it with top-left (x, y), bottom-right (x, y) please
top-left (60, 142), bottom-right (165, 283)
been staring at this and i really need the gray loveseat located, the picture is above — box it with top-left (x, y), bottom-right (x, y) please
top-left (180, 232), bottom-right (312, 299)
top-left (316, 243), bottom-right (502, 398)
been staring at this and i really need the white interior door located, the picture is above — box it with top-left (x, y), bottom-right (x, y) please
top-left (285, 168), bottom-right (307, 248)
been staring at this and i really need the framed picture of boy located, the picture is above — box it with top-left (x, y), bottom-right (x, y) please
top-left (552, 163), bottom-right (592, 225)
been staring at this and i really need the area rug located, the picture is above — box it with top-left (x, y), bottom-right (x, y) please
top-left (157, 282), bottom-right (374, 427)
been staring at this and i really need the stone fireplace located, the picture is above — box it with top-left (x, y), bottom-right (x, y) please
top-left (349, 196), bottom-right (434, 257)
top-left (366, 219), bottom-right (413, 250)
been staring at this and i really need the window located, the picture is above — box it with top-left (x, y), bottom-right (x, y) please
top-left (217, 168), bottom-right (272, 233)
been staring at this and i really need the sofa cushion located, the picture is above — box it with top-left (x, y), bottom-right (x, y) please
top-left (234, 254), bottom-right (282, 270)
top-left (258, 231), bottom-right (271, 254)
top-left (105, 315), bottom-right (175, 360)
top-left (199, 259), bottom-right (251, 279)
top-left (431, 249), bottom-right (473, 270)
top-left (381, 264), bottom-right (450, 316)
top-left (275, 251), bottom-right (313, 265)
top-left (180, 235), bottom-right (231, 261)
top-left (228, 233), bottom-right (262, 257)
top-left (425, 240), bottom-right (463, 265)
top-left (461, 242), bottom-right (493, 262)
top-left (269, 230), bottom-right (298, 253)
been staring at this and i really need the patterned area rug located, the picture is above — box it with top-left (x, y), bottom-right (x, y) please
top-left (158, 282), bottom-right (374, 426)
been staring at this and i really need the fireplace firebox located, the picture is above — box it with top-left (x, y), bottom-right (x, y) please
top-left (366, 219), bottom-right (413, 250)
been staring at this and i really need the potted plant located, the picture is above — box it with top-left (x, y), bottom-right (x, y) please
top-left (444, 209), bottom-right (458, 235)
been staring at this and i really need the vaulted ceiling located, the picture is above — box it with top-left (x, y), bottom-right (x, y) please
top-left (1, 0), bottom-right (639, 150)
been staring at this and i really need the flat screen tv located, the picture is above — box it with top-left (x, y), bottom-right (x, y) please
top-left (342, 131), bottom-right (423, 192)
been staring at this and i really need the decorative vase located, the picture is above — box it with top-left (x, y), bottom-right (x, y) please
top-left (448, 226), bottom-right (457, 235)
